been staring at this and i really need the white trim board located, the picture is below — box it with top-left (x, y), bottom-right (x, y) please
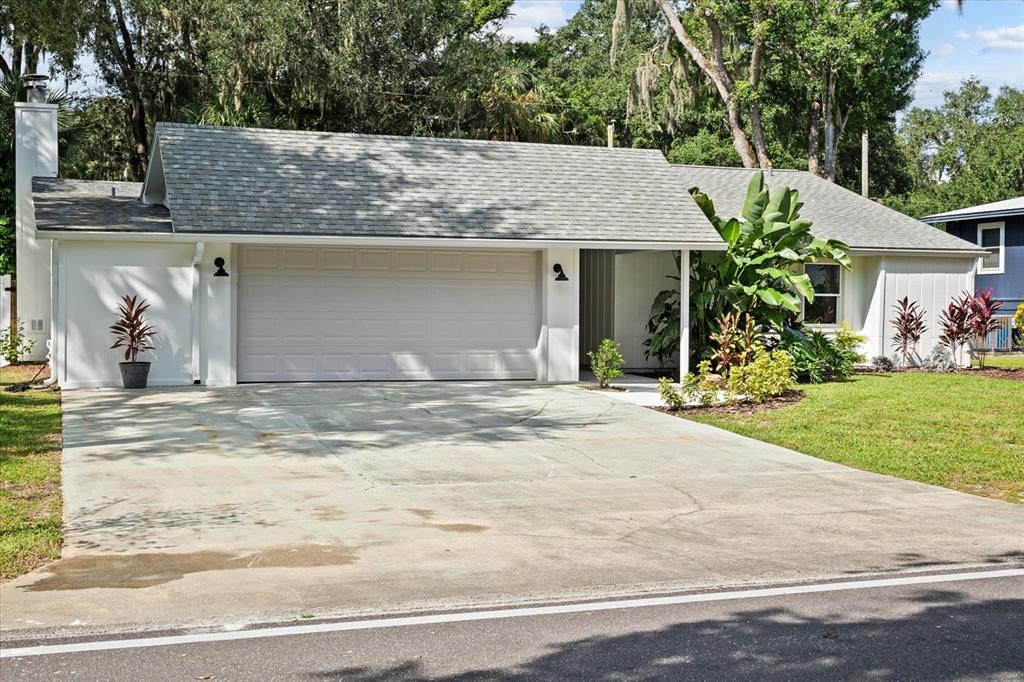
top-left (36, 230), bottom-right (726, 252)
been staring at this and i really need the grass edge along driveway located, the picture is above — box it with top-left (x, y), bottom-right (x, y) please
top-left (686, 372), bottom-right (1023, 504)
top-left (0, 363), bottom-right (62, 580)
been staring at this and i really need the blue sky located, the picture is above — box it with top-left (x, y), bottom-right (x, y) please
top-left (499, 0), bottom-right (1024, 110)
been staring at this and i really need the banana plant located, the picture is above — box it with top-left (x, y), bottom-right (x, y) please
top-left (647, 171), bottom-right (852, 365)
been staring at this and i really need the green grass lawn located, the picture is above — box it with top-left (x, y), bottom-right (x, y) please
top-left (973, 353), bottom-right (1024, 369)
top-left (686, 372), bottom-right (1024, 503)
top-left (0, 363), bottom-right (62, 580)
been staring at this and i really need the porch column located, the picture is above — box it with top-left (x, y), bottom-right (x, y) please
top-left (680, 249), bottom-right (690, 377)
top-left (541, 247), bottom-right (580, 382)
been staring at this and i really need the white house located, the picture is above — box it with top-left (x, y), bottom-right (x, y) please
top-left (14, 88), bottom-right (982, 389)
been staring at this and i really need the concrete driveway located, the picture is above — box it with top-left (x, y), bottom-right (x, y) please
top-left (3, 382), bottom-right (1022, 634)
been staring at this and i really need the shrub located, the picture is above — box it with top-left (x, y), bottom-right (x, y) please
top-left (778, 326), bottom-right (857, 383)
top-left (834, 322), bottom-right (867, 364)
top-left (0, 318), bottom-right (35, 364)
top-left (588, 338), bottom-right (624, 388)
top-left (710, 311), bottom-right (757, 374)
top-left (871, 355), bottom-right (896, 372)
top-left (1015, 303), bottom-right (1024, 350)
top-left (938, 294), bottom-right (972, 366)
top-left (728, 349), bottom-right (795, 404)
top-left (968, 288), bottom-right (1003, 368)
top-left (659, 360), bottom-right (720, 409)
top-left (921, 345), bottom-right (957, 373)
top-left (891, 297), bottom-right (927, 368)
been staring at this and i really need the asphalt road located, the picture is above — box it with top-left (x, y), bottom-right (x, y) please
top-left (3, 574), bottom-right (1023, 681)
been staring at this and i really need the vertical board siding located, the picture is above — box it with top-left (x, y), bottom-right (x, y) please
top-left (882, 256), bottom-right (975, 364)
top-left (579, 250), bottom-right (615, 365)
top-left (613, 251), bottom-right (680, 369)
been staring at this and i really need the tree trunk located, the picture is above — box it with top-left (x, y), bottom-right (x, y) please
top-left (822, 73), bottom-right (837, 181)
top-left (808, 97), bottom-right (821, 176)
top-left (654, 0), bottom-right (758, 167)
top-left (110, 0), bottom-right (150, 180)
top-left (748, 26), bottom-right (771, 167)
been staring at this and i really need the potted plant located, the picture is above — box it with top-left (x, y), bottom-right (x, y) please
top-left (110, 295), bottom-right (158, 389)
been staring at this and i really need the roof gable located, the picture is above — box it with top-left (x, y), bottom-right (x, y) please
top-left (674, 166), bottom-right (983, 254)
top-left (151, 122), bottom-right (719, 244)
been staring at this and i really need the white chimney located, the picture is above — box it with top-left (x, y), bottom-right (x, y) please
top-left (15, 74), bottom-right (59, 360)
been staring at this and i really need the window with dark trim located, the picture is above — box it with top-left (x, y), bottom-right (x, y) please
top-left (804, 263), bottom-right (840, 325)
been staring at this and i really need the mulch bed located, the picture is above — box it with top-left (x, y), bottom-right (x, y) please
top-left (959, 367), bottom-right (1024, 382)
top-left (655, 389), bottom-right (805, 416)
top-left (582, 384), bottom-right (627, 392)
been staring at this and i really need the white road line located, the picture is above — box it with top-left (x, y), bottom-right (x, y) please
top-left (3, 568), bottom-right (1022, 659)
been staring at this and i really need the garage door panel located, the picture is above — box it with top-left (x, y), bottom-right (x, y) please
top-left (238, 246), bottom-right (540, 382)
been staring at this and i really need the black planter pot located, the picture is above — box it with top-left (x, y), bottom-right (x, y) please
top-left (119, 361), bottom-right (151, 389)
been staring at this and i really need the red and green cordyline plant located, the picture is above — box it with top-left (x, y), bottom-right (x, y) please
top-left (968, 288), bottom-right (1003, 369)
top-left (891, 297), bottom-right (927, 368)
top-left (110, 295), bottom-right (158, 363)
top-left (710, 311), bottom-right (758, 375)
top-left (938, 293), bottom-right (972, 367)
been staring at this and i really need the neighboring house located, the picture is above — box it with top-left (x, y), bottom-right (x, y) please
top-left (14, 89), bottom-right (983, 388)
top-left (922, 197), bottom-right (1023, 350)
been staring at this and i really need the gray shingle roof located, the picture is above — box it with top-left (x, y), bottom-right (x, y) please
top-left (152, 123), bottom-right (719, 244)
top-left (32, 178), bottom-right (172, 233)
top-left (674, 166), bottom-right (983, 254)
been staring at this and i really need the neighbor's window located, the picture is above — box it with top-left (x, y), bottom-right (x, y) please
top-left (978, 222), bottom-right (1005, 274)
top-left (804, 263), bottom-right (841, 325)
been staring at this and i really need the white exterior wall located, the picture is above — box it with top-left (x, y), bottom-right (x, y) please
top-left (0, 274), bottom-right (10, 367)
top-left (52, 241), bottom-right (584, 387)
top-left (879, 256), bottom-right (976, 365)
top-left (54, 241), bottom-right (235, 388)
top-left (540, 247), bottom-right (580, 382)
top-left (838, 254), bottom-right (975, 365)
top-left (613, 251), bottom-right (679, 369)
top-left (14, 102), bottom-right (59, 360)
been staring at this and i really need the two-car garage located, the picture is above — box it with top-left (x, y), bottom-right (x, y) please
top-left (236, 246), bottom-right (543, 382)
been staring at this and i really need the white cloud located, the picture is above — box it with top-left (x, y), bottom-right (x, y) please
top-left (955, 30), bottom-right (971, 40)
top-left (941, 0), bottom-right (960, 12)
top-left (934, 42), bottom-right (956, 56)
top-left (975, 25), bottom-right (1024, 51)
top-left (498, 1), bottom-right (576, 42)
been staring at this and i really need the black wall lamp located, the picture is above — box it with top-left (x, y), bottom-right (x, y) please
top-left (213, 257), bottom-right (229, 277)
top-left (553, 263), bottom-right (569, 281)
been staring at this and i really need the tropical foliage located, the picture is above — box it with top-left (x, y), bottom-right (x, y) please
top-left (890, 297), bottom-right (927, 368)
top-left (968, 288), bottom-right (1003, 368)
top-left (938, 293), bottom-right (973, 366)
top-left (109, 295), bottom-right (157, 363)
top-left (686, 171), bottom-right (850, 361)
top-left (776, 326), bottom-right (858, 384)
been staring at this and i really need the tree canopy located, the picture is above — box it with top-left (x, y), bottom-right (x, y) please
top-left (1, 0), bottom-right (1020, 276)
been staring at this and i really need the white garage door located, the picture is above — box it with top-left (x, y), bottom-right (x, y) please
top-left (237, 246), bottom-right (541, 382)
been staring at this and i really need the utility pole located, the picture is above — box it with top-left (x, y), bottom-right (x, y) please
top-left (861, 131), bottom-right (869, 198)
top-left (607, 121), bottom-right (615, 149)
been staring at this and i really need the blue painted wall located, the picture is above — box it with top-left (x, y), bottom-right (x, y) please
top-left (945, 215), bottom-right (1024, 312)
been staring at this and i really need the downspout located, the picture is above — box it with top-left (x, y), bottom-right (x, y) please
top-left (191, 241), bottom-right (205, 385)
